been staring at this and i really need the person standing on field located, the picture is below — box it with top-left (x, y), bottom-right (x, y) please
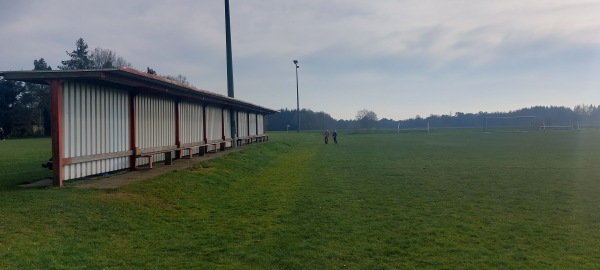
top-left (0, 127), bottom-right (4, 140)
top-left (332, 130), bottom-right (337, 144)
top-left (323, 129), bottom-right (330, 144)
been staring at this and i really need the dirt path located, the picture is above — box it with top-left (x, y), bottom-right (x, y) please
top-left (20, 148), bottom-right (244, 190)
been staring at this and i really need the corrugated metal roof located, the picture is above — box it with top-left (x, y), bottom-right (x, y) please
top-left (0, 67), bottom-right (276, 114)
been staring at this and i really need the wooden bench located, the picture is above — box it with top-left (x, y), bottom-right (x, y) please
top-left (179, 138), bottom-right (233, 158)
top-left (236, 134), bottom-right (268, 146)
top-left (135, 140), bottom-right (221, 169)
top-left (256, 134), bottom-right (268, 142)
top-left (205, 140), bottom-right (222, 153)
top-left (220, 138), bottom-right (234, 151)
top-left (236, 136), bottom-right (252, 146)
top-left (136, 145), bottom-right (179, 169)
top-left (178, 142), bottom-right (213, 159)
top-left (135, 138), bottom-right (235, 169)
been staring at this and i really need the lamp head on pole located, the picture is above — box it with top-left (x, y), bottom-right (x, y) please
top-left (293, 60), bottom-right (299, 68)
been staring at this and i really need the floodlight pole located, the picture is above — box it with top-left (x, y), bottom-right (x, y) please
top-left (224, 0), bottom-right (237, 144)
top-left (225, 0), bottom-right (234, 98)
top-left (293, 60), bottom-right (300, 132)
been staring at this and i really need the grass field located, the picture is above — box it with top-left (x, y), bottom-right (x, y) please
top-left (1, 130), bottom-right (600, 269)
top-left (0, 138), bottom-right (52, 188)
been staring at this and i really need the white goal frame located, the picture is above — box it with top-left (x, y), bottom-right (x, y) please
top-left (539, 121), bottom-right (579, 131)
top-left (483, 116), bottom-right (536, 132)
top-left (398, 122), bottom-right (430, 133)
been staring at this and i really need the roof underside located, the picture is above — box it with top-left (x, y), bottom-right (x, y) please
top-left (0, 67), bottom-right (276, 114)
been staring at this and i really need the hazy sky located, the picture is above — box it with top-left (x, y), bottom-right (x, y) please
top-left (1, 0), bottom-right (600, 120)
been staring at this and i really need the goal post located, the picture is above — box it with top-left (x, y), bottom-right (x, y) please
top-left (398, 122), bottom-right (430, 133)
top-left (539, 121), bottom-right (579, 131)
top-left (483, 116), bottom-right (536, 132)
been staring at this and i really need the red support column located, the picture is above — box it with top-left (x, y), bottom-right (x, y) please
top-left (129, 93), bottom-right (137, 170)
top-left (48, 80), bottom-right (64, 187)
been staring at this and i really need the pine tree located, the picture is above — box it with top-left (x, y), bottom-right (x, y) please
top-left (57, 38), bottom-right (93, 70)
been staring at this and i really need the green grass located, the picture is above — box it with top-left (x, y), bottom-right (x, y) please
top-left (1, 131), bottom-right (600, 269)
top-left (0, 138), bottom-right (52, 188)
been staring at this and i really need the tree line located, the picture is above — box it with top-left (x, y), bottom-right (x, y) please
top-left (0, 38), bottom-right (189, 137)
top-left (392, 105), bottom-right (600, 130)
top-left (266, 105), bottom-right (600, 131)
top-left (265, 108), bottom-right (379, 131)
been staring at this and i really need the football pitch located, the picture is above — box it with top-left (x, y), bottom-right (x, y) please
top-left (1, 130), bottom-right (599, 269)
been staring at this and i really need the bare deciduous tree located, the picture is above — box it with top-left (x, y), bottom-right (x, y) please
top-left (163, 74), bottom-right (189, 85)
top-left (90, 47), bottom-right (132, 69)
top-left (146, 67), bottom-right (190, 86)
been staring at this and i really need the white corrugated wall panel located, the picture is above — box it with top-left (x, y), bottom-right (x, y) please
top-left (62, 81), bottom-right (129, 180)
top-left (205, 106), bottom-right (222, 151)
top-left (223, 109), bottom-right (232, 147)
top-left (179, 102), bottom-right (203, 156)
top-left (135, 95), bottom-right (175, 166)
top-left (237, 111), bottom-right (248, 137)
top-left (257, 114), bottom-right (264, 134)
top-left (249, 113), bottom-right (257, 136)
